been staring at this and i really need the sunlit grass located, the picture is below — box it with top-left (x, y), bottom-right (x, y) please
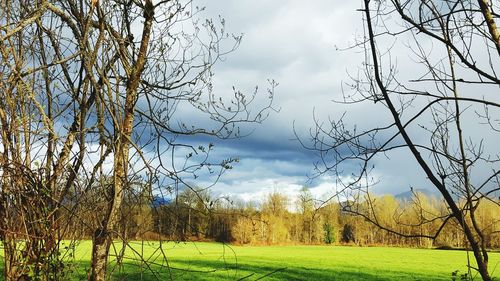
top-left (1, 241), bottom-right (499, 280)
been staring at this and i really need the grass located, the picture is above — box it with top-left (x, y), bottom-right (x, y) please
top-left (1, 241), bottom-right (499, 280)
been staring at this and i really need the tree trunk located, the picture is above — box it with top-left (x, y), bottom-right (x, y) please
top-left (3, 241), bottom-right (14, 281)
top-left (89, 229), bottom-right (111, 281)
top-left (3, 236), bottom-right (23, 281)
top-left (88, 2), bottom-right (154, 280)
top-left (461, 221), bottom-right (491, 281)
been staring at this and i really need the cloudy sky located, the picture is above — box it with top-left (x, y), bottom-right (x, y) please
top-left (174, 0), bottom-right (498, 203)
top-left (177, 0), bottom-right (371, 202)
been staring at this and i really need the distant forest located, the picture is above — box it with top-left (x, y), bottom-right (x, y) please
top-left (63, 187), bottom-right (500, 249)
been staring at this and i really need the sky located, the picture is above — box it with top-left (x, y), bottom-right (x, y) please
top-left (3, 1), bottom-right (497, 210)
top-left (180, 0), bottom-right (380, 202)
top-left (169, 0), bottom-right (499, 204)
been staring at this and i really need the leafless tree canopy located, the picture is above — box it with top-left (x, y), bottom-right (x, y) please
top-left (300, 0), bottom-right (499, 280)
top-left (0, 0), bottom-right (275, 280)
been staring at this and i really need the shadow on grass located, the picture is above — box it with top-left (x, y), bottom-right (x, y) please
top-left (0, 257), bottom-right (449, 281)
top-left (54, 258), bottom-right (446, 281)
top-left (161, 258), bottom-right (445, 281)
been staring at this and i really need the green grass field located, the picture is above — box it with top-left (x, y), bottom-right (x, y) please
top-left (1, 241), bottom-right (499, 280)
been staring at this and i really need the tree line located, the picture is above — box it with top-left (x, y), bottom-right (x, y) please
top-left (112, 187), bottom-right (500, 249)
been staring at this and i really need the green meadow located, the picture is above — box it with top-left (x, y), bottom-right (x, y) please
top-left (1, 241), bottom-right (499, 280)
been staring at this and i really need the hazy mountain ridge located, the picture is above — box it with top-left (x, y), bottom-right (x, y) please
top-left (394, 188), bottom-right (439, 201)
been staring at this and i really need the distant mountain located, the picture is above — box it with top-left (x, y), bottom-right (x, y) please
top-left (152, 195), bottom-right (172, 207)
top-left (395, 188), bottom-right (439, 201)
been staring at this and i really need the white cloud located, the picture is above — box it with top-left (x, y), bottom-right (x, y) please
top-left (154, 0), bottom-right (500, 203)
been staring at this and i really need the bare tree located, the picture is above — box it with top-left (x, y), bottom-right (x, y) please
top-left (0, 0), bottom-right (275, 280)
top-left (300, 0), bottom-right (500, 280)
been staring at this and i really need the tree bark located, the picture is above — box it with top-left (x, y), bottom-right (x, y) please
top-left (3, 240), bottom-right (15, 281)
top-left (88, 1), bottom-right (154, 280)
top-left (477, 0), bottom-right (500, 57)
top-left (89, 229), bottom-right (111, 281)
